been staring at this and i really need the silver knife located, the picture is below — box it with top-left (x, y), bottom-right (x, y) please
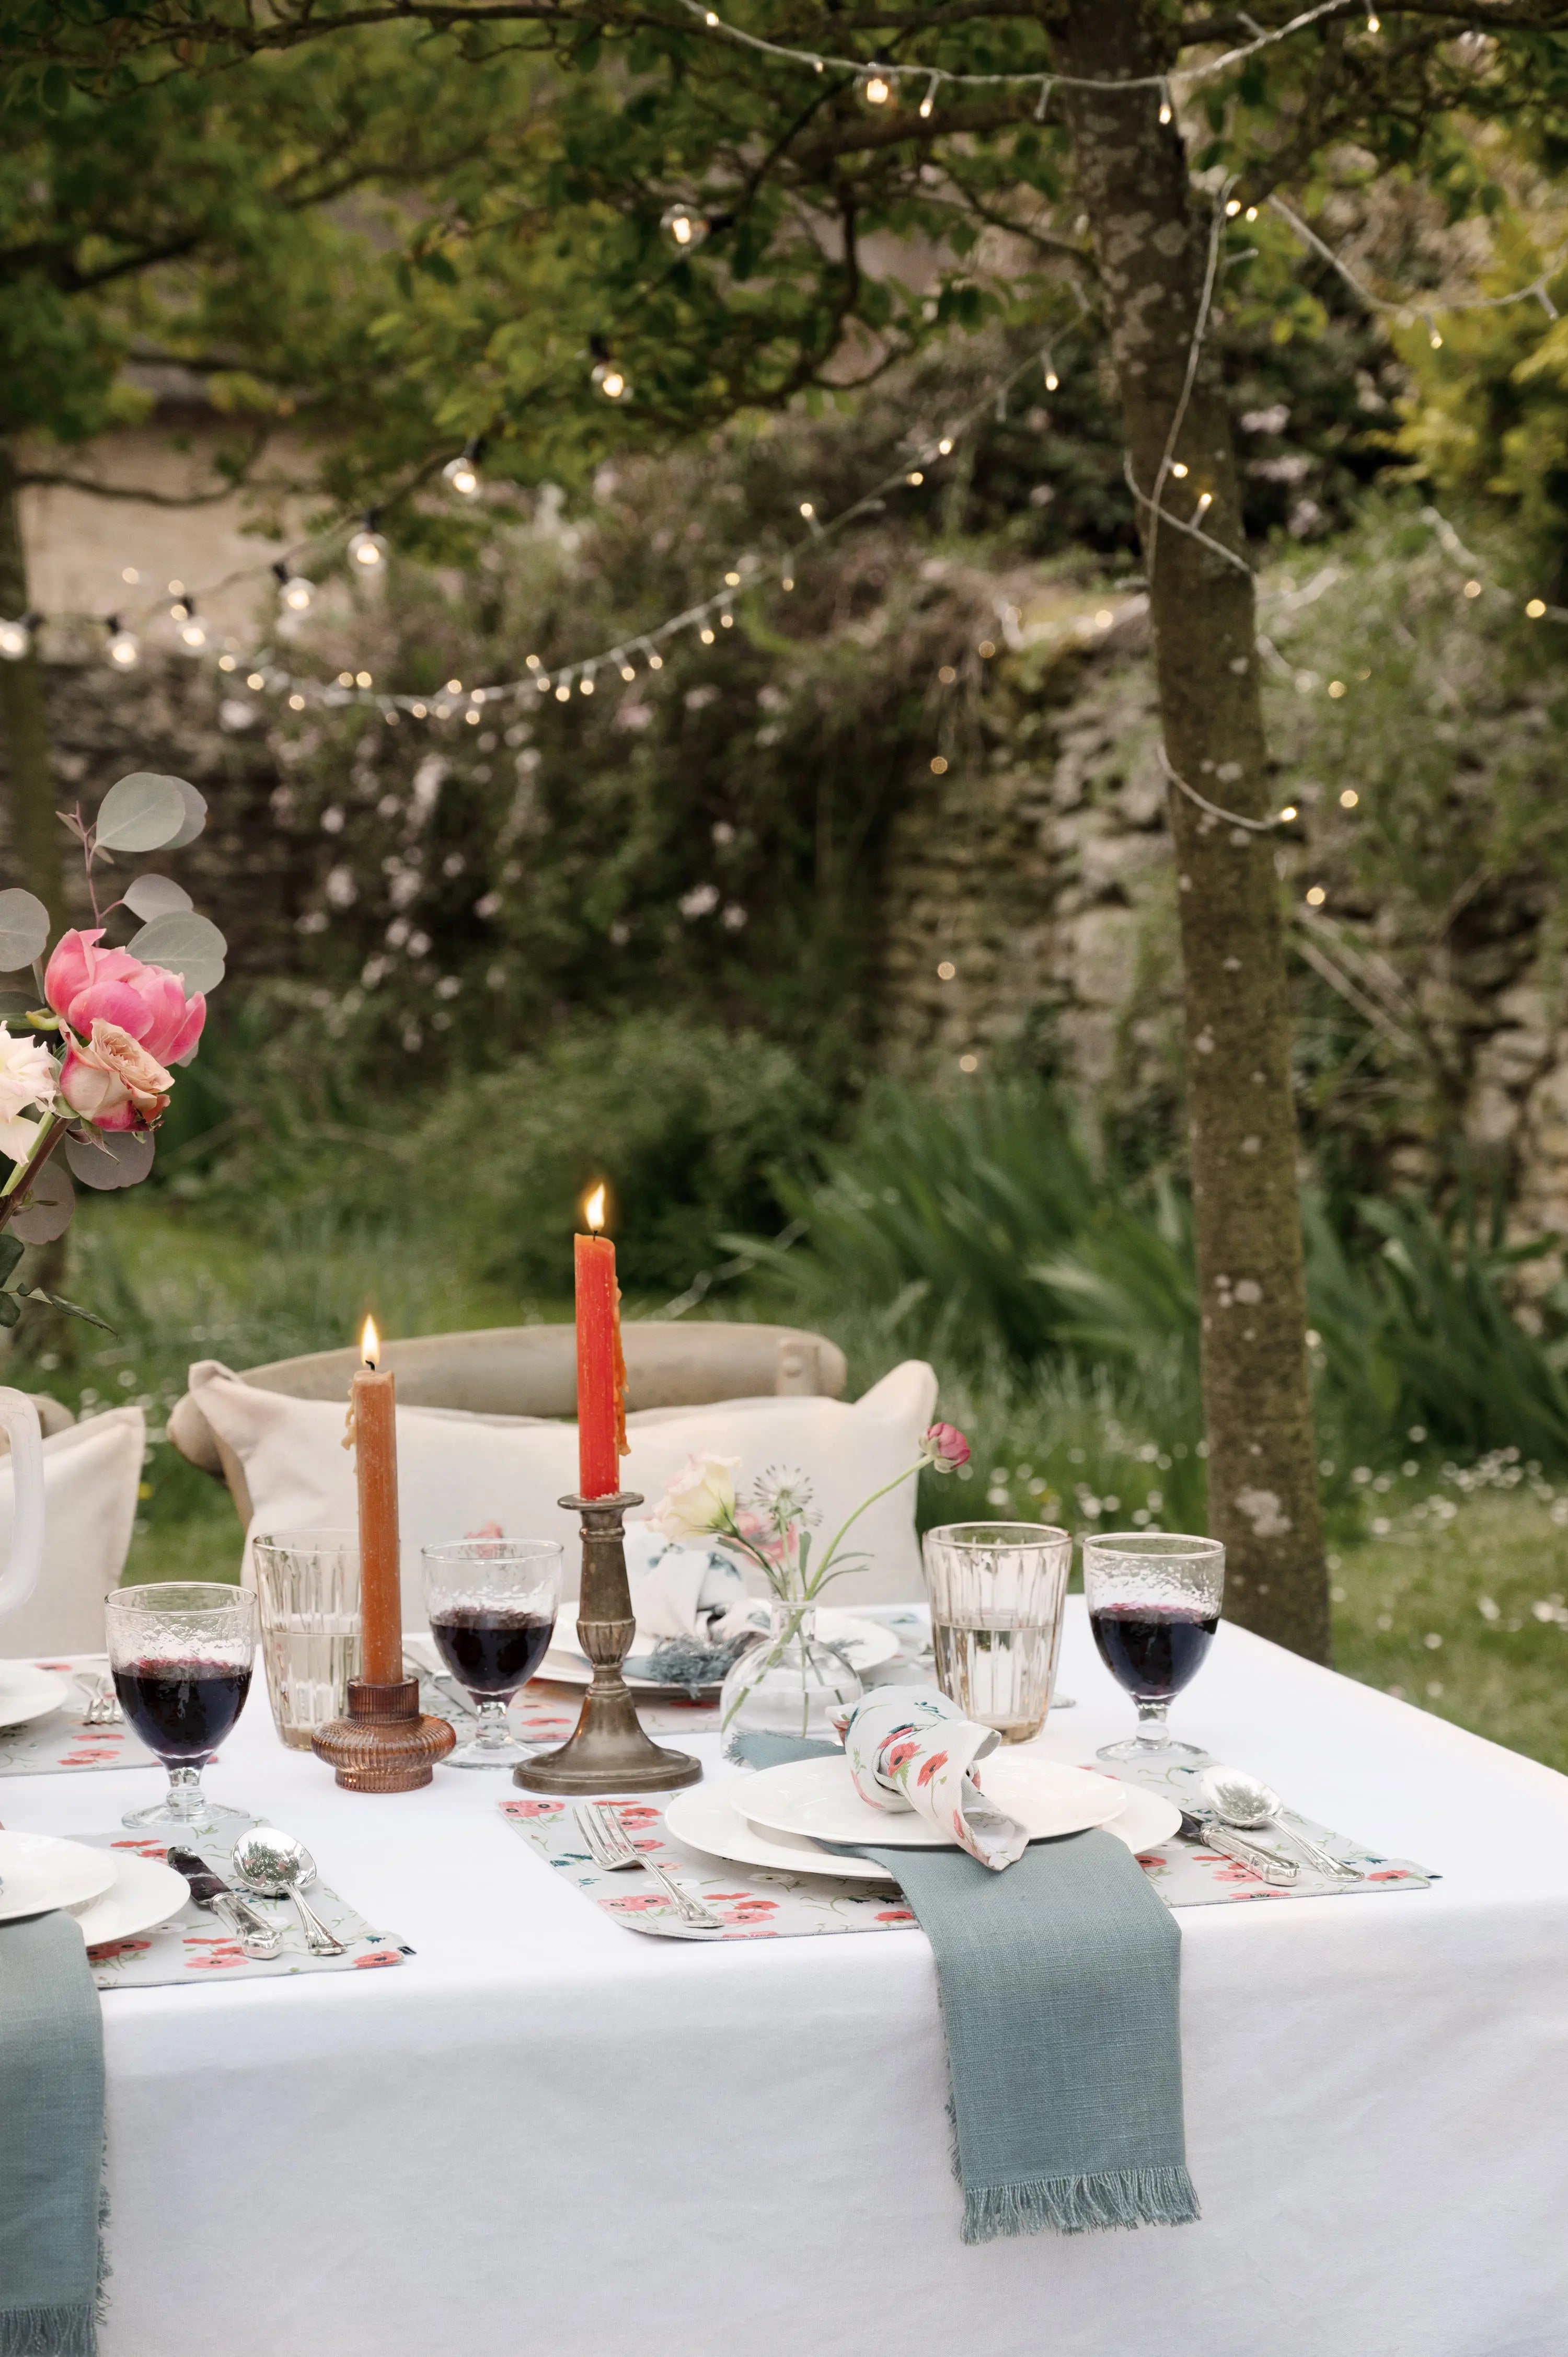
top-left (167, 1847), bottom-right (283, 1957)
top-left (1179, 1812), bottom-right (1299, 1885)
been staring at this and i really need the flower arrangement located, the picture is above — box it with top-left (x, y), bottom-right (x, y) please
top-left (649, 1421), bottom-right (972, 1743)
top-left (651, 1420), bottom-right (972, 1605)
top-left (0, 771), bottom-right (226, 1330)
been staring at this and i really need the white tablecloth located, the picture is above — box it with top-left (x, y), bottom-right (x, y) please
top-left (7, 1600), bottom-right (1567, 2357)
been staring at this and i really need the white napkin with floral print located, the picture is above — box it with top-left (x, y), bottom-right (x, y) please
top-left (622, 1520), bottom-right (751, 1645)
top-left (832, 1686), bottom-right (1029, 1871)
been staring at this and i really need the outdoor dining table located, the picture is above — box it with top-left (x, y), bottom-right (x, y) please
top-left (7, 1595), bottom-right (1567, 2357)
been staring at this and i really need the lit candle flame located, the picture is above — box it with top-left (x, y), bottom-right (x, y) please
top-left (360, 1314), bottom-right (379, 1369)
top-left (584, 1185), bottom-right (606, 1233)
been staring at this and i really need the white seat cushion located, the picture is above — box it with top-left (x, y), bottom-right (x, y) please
top-left (0, 1406), bottom-right (145, 1655)
top-left (188, 1358), bottom-right (939, 1625)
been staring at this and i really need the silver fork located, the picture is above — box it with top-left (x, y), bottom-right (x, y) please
top-left (574, 1802), bottom-right (723, 1930)
top-left (75, 1673), bottom-right (122, 1727)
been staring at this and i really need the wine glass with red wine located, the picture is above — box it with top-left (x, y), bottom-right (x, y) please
top-left (1083, 1532), bottom-right (1224, 1762)
top-left (422, 1538), bottom-right (563, 1768)
top-left (107, 1582), bottom-right (258, 1833)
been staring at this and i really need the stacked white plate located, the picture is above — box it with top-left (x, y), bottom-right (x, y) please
top-left (664, 1754), bottom-right (1183, 1884)
top-left (540, 1607), bottom-right (901, 1693)
top-left (0, 1830), bottom-right (188, 1947)
top-left (0, 1661), bottom-right (70, 1732)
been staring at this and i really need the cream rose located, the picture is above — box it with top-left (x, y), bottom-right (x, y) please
top-left (650, 1452), bottom-right (742, 1543)
top-left (60, 1018), bottom-right (174, 1126)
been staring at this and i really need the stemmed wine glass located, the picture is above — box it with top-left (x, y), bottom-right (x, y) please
top-left (422, 1538), bottom-right (562, 1768)
top-left (107, 1582), bottom-right (258, 1833)
top-left (1083, 1532), bottom-right (1224, 1762)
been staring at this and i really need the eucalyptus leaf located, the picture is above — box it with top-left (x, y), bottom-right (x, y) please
top-left (7, 1161), bottom-right (74, 1245)
top-left (94, 773), bottom-right (191, 856)
top-left (16, 1286), bottom-right (114, 1334)
top-left (163, 778), bottom-right (209, 851)
top-left (64, 1129), bottom-right (155, 1191)
top-left (0, 1234), bottom-right (22, 1285)
top-left (123, 873), bottom-right (193, 921)
top-left (0, 1294), bottom-right (19, 1329)
top-left (0, 889), bottom-right (51, 972)
top-left (125, 911), bottom-right (226, 996)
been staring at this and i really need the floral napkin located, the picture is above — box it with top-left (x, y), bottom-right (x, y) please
top-left (834, 1686), bottom-right (1028, 1871)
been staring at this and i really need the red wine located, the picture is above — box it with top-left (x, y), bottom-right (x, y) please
top-left (112, 1657), bottom-right (252, 1760)
top-left (430, 1607), bottom-right (555, 1697)
top-left (1090, 1606), bottom-right (1218, 1702)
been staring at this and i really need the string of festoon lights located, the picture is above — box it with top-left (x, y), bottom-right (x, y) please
top-left (0, 341), bottom-right (1069, 718)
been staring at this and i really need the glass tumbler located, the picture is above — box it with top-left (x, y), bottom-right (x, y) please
top-left (922, 1521), bottom-right (1073, 1743)
top-left (253, 1530), bottom-right (361, 1751)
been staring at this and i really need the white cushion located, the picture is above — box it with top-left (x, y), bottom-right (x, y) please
top-left (189, 1358), bottom-right (938, 1626)
top-left (0, 1406), bottom-right (145, 1655)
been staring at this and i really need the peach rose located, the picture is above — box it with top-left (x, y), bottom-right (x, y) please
top-left (59, 1019), bottom-right (174, 1129)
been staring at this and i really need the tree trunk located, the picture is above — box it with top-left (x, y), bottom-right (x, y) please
top-left (0, 441), bottom-right (77, 1375)
top-left (0, 445), bottom-right (66, 940)
top-left (1056, 2), bottom-right (1329, 1660)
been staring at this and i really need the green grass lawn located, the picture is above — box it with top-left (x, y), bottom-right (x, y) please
top-left (7, 1196), bottom-right (1566, 1778)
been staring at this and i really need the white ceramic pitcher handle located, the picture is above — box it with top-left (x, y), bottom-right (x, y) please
top-left (0, 1389), bottom-right (45, 1621)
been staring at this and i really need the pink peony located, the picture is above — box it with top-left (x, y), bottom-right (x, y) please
top-left (920, 1421), bottom-right (972, 1473)
top-left (46, 929), bottom-right (204, 1131)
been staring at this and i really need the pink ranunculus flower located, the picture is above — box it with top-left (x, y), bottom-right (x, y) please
top-left (59, 1019), bottom-right (175, 1131)
top-left (920, 1421), bottom-right (971, 1474)
top-left (46, 928), bottom-right (205, 1131)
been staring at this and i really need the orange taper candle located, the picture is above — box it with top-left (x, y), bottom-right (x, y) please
top-left (575, 1186), bottom-right (627, 1499)
top-left (351, 1315), bottom-right (403, 1686)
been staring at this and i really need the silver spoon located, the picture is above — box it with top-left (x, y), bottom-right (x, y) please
top-left (230, 1827), bottom-right (346, 1955)
top-left (1201, 1768), bottom-right (1361, 1880)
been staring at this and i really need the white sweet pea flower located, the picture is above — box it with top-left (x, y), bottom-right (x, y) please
top-left (650, 1452), bottom-right (742, 1543)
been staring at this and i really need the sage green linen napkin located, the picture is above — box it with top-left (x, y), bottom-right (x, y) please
top-left (730, 1731), bottom-right (1197, 2243)
top-left (0, 1912), bottom-right (105, 2357)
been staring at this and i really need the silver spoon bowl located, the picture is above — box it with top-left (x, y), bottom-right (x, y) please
top-left (231, 1826), bottom-right (347, 1955)
top-left (1201, 1767), bottom-right (1359, 1880)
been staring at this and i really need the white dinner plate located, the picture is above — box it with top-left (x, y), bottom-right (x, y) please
top-left (542, 1608), bottom-right (902, 1691)
top-left (0, 1830), bottom-right (117, 1921)
top-left (0, 1661), bottom-right (70, 1731)
top-left (71, 1850), bottom-right (189, 1949)
top-left (666, 1777), bottom-right (1182, 1882)
top-left (737, 1751), bottom-right (1129, 1849)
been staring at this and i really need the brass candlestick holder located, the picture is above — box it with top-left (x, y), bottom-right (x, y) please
top-left (512, 1490), bottom-right (700, 1795)
top-left (313, 1676), bottom-right (456, 1793)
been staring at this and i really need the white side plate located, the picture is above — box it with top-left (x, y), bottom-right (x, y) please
top-left (736, 1751), bottom-right (1129, 1849)
top-left (72, 1850), bottom-right (189, 1948)
top-left (667, 1777), bottom-right (1181, 1881)
top-left (0, 1830), bottom-right (117, 1921)
top-left (0, 1662), bottom-right (70, 1731)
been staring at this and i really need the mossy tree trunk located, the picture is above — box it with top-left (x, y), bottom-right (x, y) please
top-left (1057, 1), bottom-right (1328, 1660)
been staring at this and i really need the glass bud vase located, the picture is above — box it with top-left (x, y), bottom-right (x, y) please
top-left (719, 1599), bottom-right (863, 1760)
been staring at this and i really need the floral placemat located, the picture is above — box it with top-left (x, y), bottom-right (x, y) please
top-left (501, 1758), bottom-right (1432, 1944)
top-left (410, 1663), bottom-right (722, 1744)
top-left (0, 1655), bottom-right (157, 1777)
top-left (74, 1822), bottom-right (411, 1990)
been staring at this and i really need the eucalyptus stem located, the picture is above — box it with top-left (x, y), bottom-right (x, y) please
top-left (0, 1110), bottom-right (64, 1216)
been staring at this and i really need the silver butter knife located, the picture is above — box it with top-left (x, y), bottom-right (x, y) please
top-left (1179, 1812), bottom-right (1299, 1886)
top-left (167, 1847), bottom-right (283, 1957)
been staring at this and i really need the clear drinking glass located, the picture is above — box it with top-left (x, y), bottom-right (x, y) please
top-left (253, 1530), bottom-right (361, 1751)
top-left (922, 1521), bottom-right (1073, 1744)
top-left (107, 1581), bottom-right (257, 1833)
top-left (422, 1538), bottom-right (563, 1768)
top-left (1083, 1531), bottom-right (1225, 1761)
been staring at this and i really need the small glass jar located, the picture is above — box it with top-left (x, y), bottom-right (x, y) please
top-left (718, 1598), bottom-right (863, 1758)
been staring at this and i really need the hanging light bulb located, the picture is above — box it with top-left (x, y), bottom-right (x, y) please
top-left (919, 73), bottom-right (940, 119)
top-left (1043, 354), bottom-right (1059, 392)
top-left (620, 661), bottom-right (637, 682)
top-left (857, 64), bottom-right (895, 108)
top-left (105, 617), bottom-right (140, 670)
top-left (177, 602), bottom-right (209, 652)
top-left (1159, 89), bottom-right (1173, 124)
top-left (348, 520), bottom-right (388, 569)
top-left (442, 444), bottom-right (482, 500)
top-left (590, 337), bottom-right (630, 401)
top-left (647, 650), bottom-right (664, 670)
top-left (0, 614), bottom-right (33, 661)
top-left (660, 203), bottom-right (710, 252)
top-left (273, 561), bottom-right (314, 614)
